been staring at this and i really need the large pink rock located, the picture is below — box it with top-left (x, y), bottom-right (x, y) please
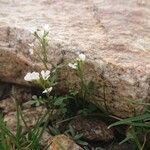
top-left (0, 0), bottom-right (150, 117)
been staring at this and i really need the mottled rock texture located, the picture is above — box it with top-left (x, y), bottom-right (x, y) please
top-left (0, 0), bottom-right (150, 117)
top-left (4, 106), bottom-right (46, 132)
top-left (48, 134), bottom-right (83, 150)
top-left (69, 117), bottom-right (114, 141)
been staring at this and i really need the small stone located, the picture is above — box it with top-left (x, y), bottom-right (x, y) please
top-left (40, 130), bottom-right (53, 147)
top-left (0, 97), bottom-right (16, 114)
top-left (4, 106), bottom-right (47, 132)
top-left (0, 96), bottom-right (33, 115)
top-left (69, 117), bottom-right (114, 142)
top-left (48, 134), bottom-right (83, 150)
top-left (0, 84), bottom-right (32, 114)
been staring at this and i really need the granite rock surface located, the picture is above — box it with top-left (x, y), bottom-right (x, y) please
top-left (0, 0), bottom-right (150, 117)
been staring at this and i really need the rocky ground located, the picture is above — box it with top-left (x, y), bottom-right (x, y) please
top-left (0, 81), bottom-right (134, 150)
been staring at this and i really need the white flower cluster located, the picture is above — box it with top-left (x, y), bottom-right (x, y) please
top-left (24, 72), bottom-right (40, 81)
top-left (24, 70), bottom-right (51, 81)
top-left (28, 24), bottom-right (50, 55)
top-left (68, 53), bottom-right (86, 69)
top-left (24, 70), bottom-right (52, 94)
top-left (41, 70), bottom-right (50, 80)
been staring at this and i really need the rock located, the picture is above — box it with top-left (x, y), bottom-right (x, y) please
top-left (69, 117), bottom-right (114, 142)
top-left (0, 46), bottom-right (43, 85)
top-left (4, 106), bottom-right (47, 132)
top-left (0, 97), bottom-right (16, 114)
top-left (0, 84), bottom-right (32, 114)
top-left (40, 130), bottom-right (53, 147)
top-left (106, 143), bottom-right (133, 150)
top-left (0, 96), bottom-right (32, 115)
top-left (48, 134), bottom-right (83, 150)
top-left (0, 0), bottom-right (150, 117)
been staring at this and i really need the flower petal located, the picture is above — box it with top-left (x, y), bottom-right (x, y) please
top-left (42, 87), bottom-right (53, 94)
top-left (68, 63), bottom-right (77, 69)
top-left (78, 53), bottom-right (86, 61)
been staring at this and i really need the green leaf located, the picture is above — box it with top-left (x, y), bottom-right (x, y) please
top-left (69, 127), bottom-right (75, 137)
top-left (24, 100), bottom-right (36, 106)
top-left (77, 140), bottom-right (88, 146)
top-left (131, 122), bottom-right (150, 128)
top-left (73, 133), bottom-right (83, 140)
top-left (95, 147), bottom-right (106, 150)
top-left (32, 95), bottom-right (38, 100)
top-left (109, 113), bottom-right (150, 128)
top-left (49, 126), bottom-right (60, 136)
top-left (54, 97), bottom-right (67, 106)
top-left (119, 137), bottom-right (131, 145)
top-left (61, 108), bottom-right (67, 114)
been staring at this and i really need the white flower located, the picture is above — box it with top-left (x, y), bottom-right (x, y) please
top-left (42, 87), bottom-right (53, 94)
top-left (37, 30), bottom-right (45, 38)
top-left (78, 53), bottom-right (86, 61)
top-left (43, 24), bottom-right (50, 32)
top-left (68, 63), bottom-right (77, 69)
top-left (41, 70), bottom-right (50, 80)
top-left (24, 72), bottom-right (40, 81)
top-left (28, 43), bottom-right (34, 47)
top-left (29, 48), bottom-right (34, 55)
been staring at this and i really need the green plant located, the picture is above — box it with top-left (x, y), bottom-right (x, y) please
top-left (109, 106), bottom-right (150, 150)
top-left (0, 23), bottom-right (120, 150)
top-left (0, 97), bottom-right (50, 150)
top-left (0, 25), bottom-right (69, 149)
top-left (24, 25), bottom-right (69, 123)
top-left (31, 24), bottom-right (50, 69)
top-left (68, 53), bottom-right (90, 102)
top-left (25, 95), bottom-right (45, 107)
